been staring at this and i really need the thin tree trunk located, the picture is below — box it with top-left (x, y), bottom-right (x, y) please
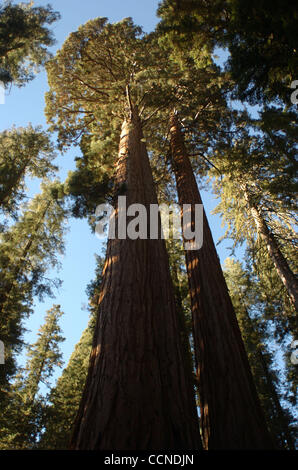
top-left (70, 109), bottom-right (201, 450)
top-left (243, 186), bottom-right (298, 311)
top-left (169, 111), bottom-right (273, 449)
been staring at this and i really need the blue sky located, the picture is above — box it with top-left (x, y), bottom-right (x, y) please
top-left (1, 0), bottom-right (238, 386)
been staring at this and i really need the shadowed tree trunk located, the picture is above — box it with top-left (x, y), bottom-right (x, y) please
top-left (169, 111), bottom-right (273, 450)
top-left (70, 109), bottom-right (201, 450)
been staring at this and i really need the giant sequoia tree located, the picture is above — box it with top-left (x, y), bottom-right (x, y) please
top-left (46, 18), bottom-right (200, 450)
top-left (167, 112), bottom-right (273, 449)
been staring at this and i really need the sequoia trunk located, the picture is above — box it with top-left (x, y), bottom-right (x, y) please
top-left (169, 112), bottom-right (273, 450)
top-left (70, 110), bottom-right (201, 450)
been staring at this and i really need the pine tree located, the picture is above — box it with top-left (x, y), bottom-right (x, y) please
top-left (38, 316), bottom-right (94, 450)
top-left (157, 0), bottom-right (298, 104)
top-left (46, 18), bottom-right (201, 450)
top-left (223, 258), bottom-right (297, 449)
top-left (0, 305), bottom-right (65, 449)
top-left (210, 123), bottom-right (298, 314)
top-left (38, 255), bottom-right (104, 449)
top-left (0, 0), bottom-right (60, 86)
top-left (242, 183), bottom-right (297, 311)
top-left (0, 181), bottom-right (67, 397)
top-left (0, 126), bottom-right (57, 221)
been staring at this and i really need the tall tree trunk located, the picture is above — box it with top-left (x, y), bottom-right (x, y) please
top-left (169, 111), bottom-right (273, 449)
top-left (70, 109), bottom-right (201, 450)
top-left (243, 186), bottom-right (298, 311)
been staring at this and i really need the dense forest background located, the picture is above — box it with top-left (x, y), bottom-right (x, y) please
top-left (0, 0), bottom-right (297, 450)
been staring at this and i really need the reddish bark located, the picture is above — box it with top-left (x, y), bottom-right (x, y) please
top-left (169, 112), bottom-right (273, 449)
top-left (70, 111), bottom-right (201, 450)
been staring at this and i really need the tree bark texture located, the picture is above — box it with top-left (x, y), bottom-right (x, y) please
top-left (169, 112), bottom-right (273, 450)
top-left (70, 111), bottom-right (201, 450)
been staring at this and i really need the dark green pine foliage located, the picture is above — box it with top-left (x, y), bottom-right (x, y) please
top-left (0, 181), bottom-right (67, 395)
top-left (251, 107), bottom-right (298, 208)
top-left (223, 258), bottom-right (297, 449)
top-left (0, 126), bottom-right (57, 222)
top-left (157, 0), bottom-right (298, 104)
top-left (38, 317), bottom-right (95, 449)
top-left (221, 0), bottom-right (298, 104)
top-left (0, 0), bottom-right (60, 86)
top-left (0, 305), bottom-right (65, 449)
top-left (38, 256), bottom-right (105, 449)
top-left (63, 136), bottom-right (115, 223)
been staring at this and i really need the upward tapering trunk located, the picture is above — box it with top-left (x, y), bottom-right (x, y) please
top-left (70, 110), bottom-right (201, 450)
top-left (243, 187), bottom-right (298, 311)
top-left (169, 112), bottom-right (273, 450)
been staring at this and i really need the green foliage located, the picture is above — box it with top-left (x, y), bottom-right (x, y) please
top-left (223, 0), bottom-right (298, 104)
top-left (38, 318), bottom-right (94, 449)
top-left (63, 134), bottom-right (116, 223)
top-left (0, 126), bottom-right (57, 221)
top-left (0, 0), bottom-right (60, 86)
top-left (224, 258), bottom-right (297, 449)
top-left (0, 304), bottom-right (65, 449)
top-left (0, 181), bottom-right (68, 392)
top-left (38, 255), bottom-right (105, 449)
top-left (45, 17), bottom-right (150, 149)
top-left (157, 0), bottom-right (298, 104)
top-left (157, 0), bottom-right (224, 58)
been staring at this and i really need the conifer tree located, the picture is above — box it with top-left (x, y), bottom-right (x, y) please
top-left (210, 124), bottom-right (298, 313)
top-left (223, 258), bottom-right (297, 449)
top-left (38, 316), bottom-right (94, 449)
top-left (142, 25), bottom-right (275, 449)
top-left (0, 305), bottom-right (65, 449)
top-left (38, 256), bottom-right (104, 449)
top-left (0, 181), bottom-right (67, 396)
top-left (0, 0), bottom-right (60, 86)
top-left (0, 126), bottom-right (57, 221)
top-left (157, 0), bottom-right (298, 104)
top-left (167, 112), bottom-right (272, 449)
top-left (46, 18), bottom-right (201, 450)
